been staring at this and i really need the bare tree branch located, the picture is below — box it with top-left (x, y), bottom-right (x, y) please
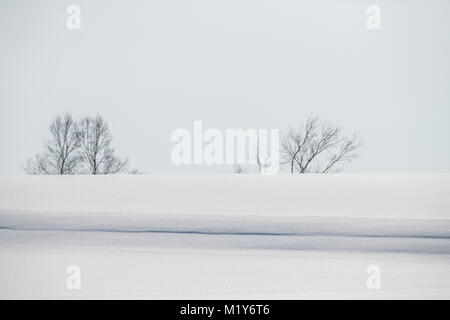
top-left (24, 113), bottom-right (131, 175)
top-left (233, 164), bottom-right (247, 174)
top-left (76, 115), bottom-right (128, 174)
top-left (281, 116), bottom-right (362, 174)
top-left (24, 113), bottom-right (80, 174)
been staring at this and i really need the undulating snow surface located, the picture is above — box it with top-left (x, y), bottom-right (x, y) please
top-left (0, 174), bottom-right (449, 299)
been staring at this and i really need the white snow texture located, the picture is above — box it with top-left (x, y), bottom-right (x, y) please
top-left (0, 174), bottom-right (449, 299)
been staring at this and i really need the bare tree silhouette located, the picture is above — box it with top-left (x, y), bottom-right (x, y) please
top-left (281, 116), bottom-right (361, 173)
top-left (24, 113), bottom-right (80, 174)
top-left (24, 113), bottom-right (130, 175)
top-left (233, 164), bottom-right (247, 174)
top-left (256, 136), bottom-right (271, 174)
top-left (76, 115), bottom-right (128, 174)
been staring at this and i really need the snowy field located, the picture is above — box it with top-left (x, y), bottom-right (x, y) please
top-left (0, 174), bottom-right (449, 299)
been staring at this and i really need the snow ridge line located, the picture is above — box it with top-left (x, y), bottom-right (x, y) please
top-left (1, 225), bottom-right (450, 239)
top-left (1, 209), bottom-right (450, 239)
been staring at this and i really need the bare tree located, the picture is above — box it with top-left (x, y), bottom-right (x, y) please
top-left (281, 116), bottom-right (361, 173)
top-left (256, 136), bottom-right (271, 174)
top-left (24, 154), bottom-right (50, 175)
top-left (76, 115), bottom-right (128, 174)
top-left (127, 168), bottom-right (143, 174)
top-left (24, 113), bottom-right (80, 174)
top-left (233, 164), bottom-right (247, 174)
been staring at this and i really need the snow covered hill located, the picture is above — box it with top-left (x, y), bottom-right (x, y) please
top-left (0, 174), bottom-right (449, 299)
top-left (1, 174), bottom-right (449, 218)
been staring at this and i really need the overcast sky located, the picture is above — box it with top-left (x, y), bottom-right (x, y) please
top-left (1, 0), bottom-right (449, 174)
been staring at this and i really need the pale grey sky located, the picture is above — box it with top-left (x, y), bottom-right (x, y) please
top-left (1, 0), bottom-right (449, 174)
